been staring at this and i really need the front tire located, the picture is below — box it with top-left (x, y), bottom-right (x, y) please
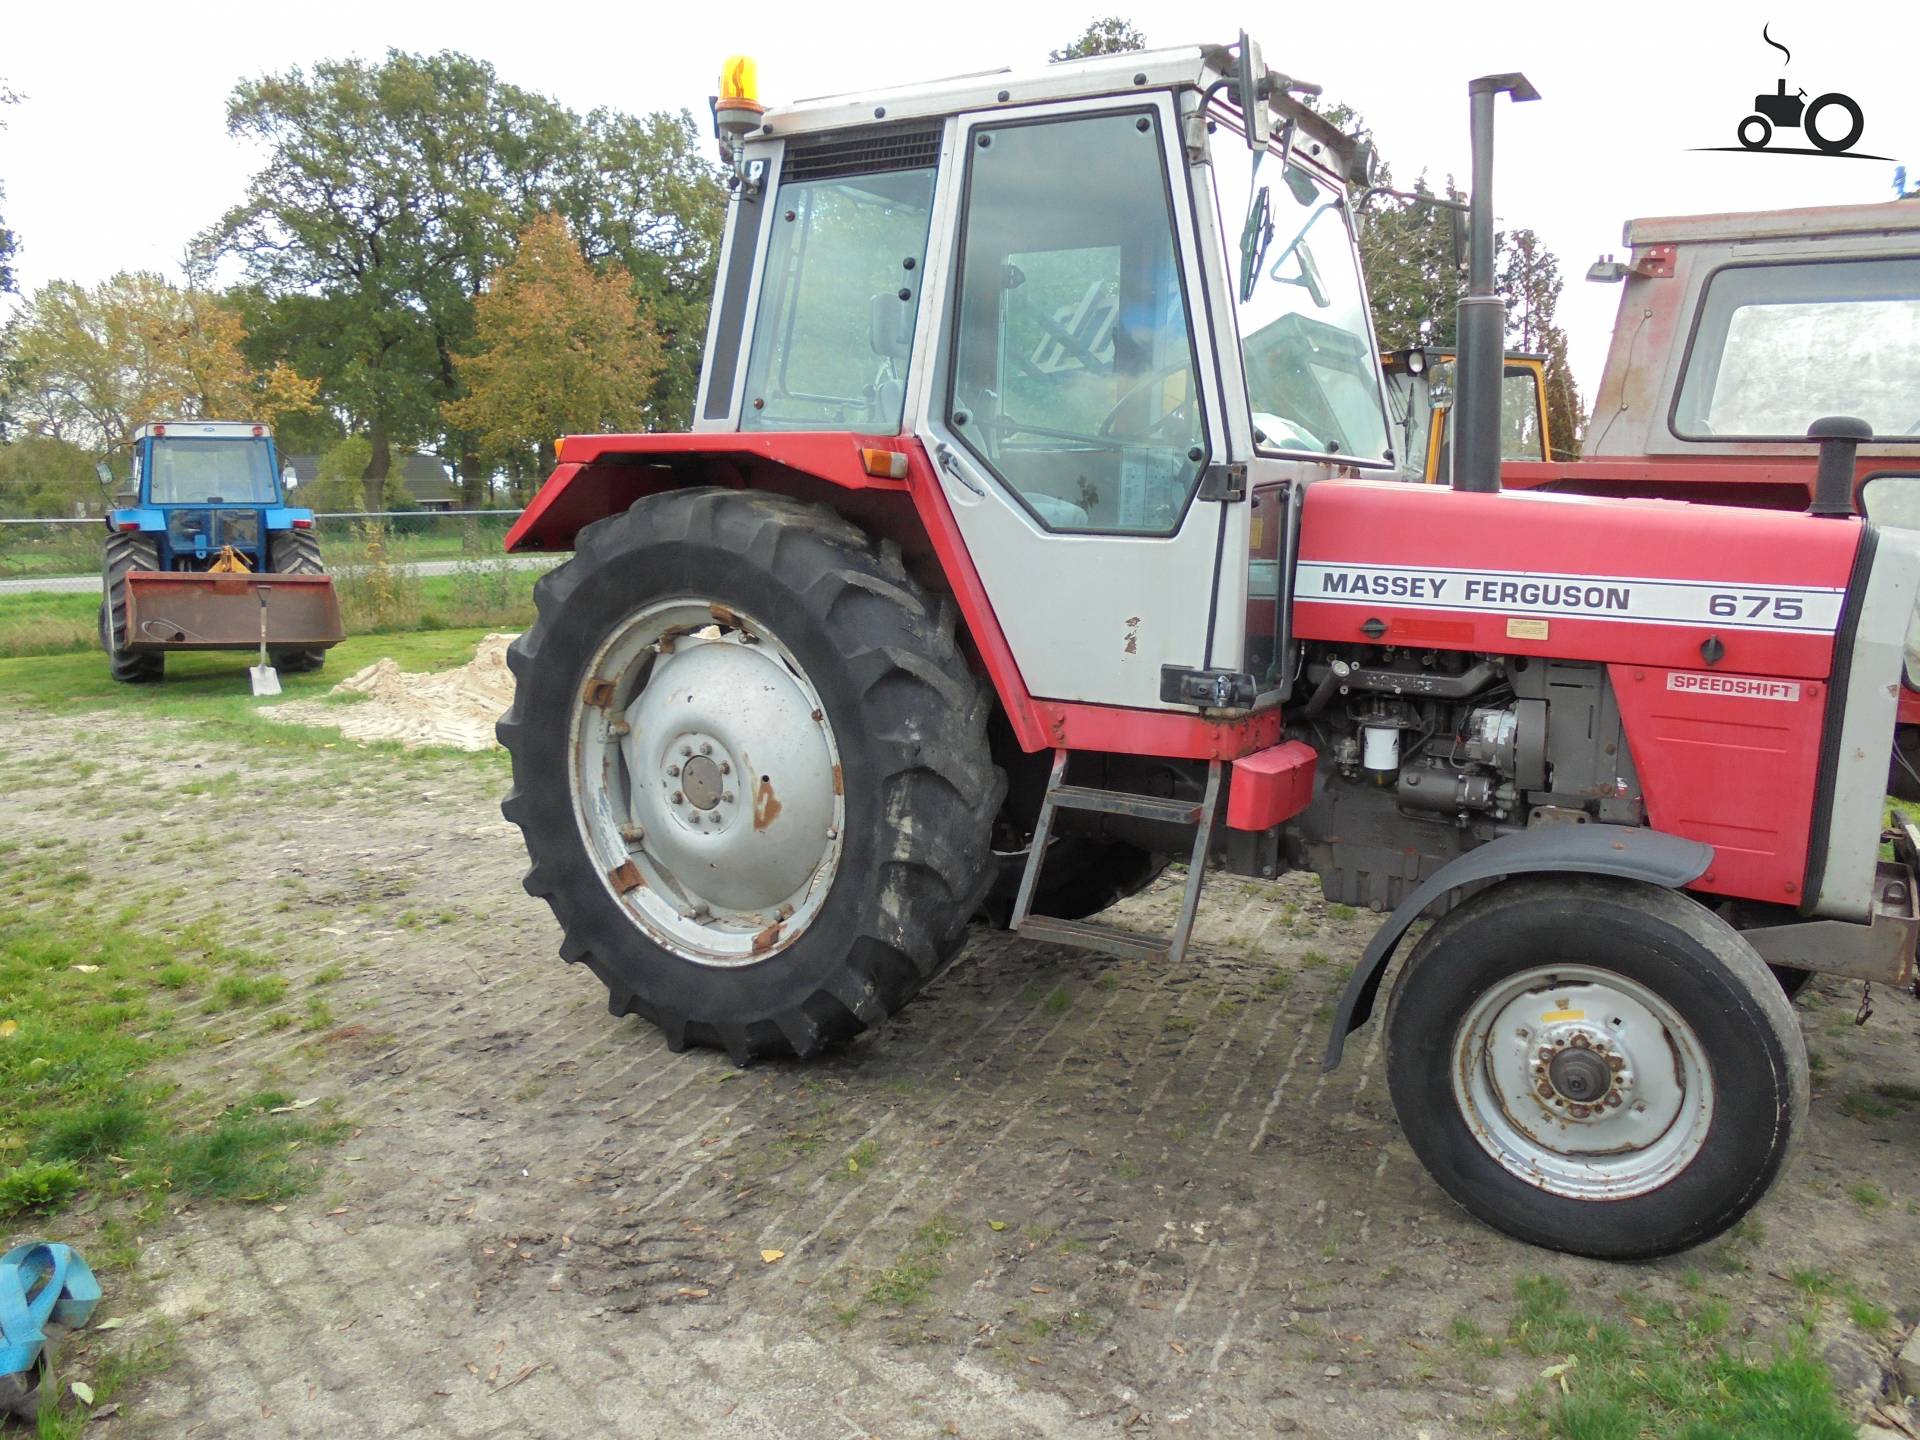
top-left (498, 488), bottom-right (1002, 1063)
top-left (1385, 876), bottom-right (1806, 1260)
top-left (101, 531), bottom-right (163, 684)
top-left (267, 530), bottom-right (328, 673)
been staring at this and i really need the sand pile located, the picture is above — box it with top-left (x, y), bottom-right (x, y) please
top-left (265, 633), bottom-right (518, 751)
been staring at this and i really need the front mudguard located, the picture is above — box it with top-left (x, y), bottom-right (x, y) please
top-left (1321, 825), bottom-right (1713, 1070)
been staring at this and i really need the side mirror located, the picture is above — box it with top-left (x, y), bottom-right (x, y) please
top-left (1236, 31), bottom-right (1272, 149)
top-left (282, 464), bottom-right (298, 491)
top-left (1450, 208), bottom-right (1470, 270)
top-left (95, 460), bottom-right (114, 488)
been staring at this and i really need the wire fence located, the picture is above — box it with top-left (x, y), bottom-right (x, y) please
top-left (0, 510), bottom-right (533, 590)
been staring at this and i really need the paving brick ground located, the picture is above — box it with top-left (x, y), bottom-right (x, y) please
top-left (7, 710), bottom-right (1918, 1438)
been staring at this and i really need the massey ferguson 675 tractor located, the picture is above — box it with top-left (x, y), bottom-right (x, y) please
top-left (496, 41), bottom-right (1920, 1260)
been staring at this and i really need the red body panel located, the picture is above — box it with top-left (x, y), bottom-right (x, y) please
top-left (1293, 481), bottom-right (1857, 679)
top-left (1296, 480), bottom-right (1861, 899)
top-left (1226, 741), bottom-right (1318, 831)
top-left (507, 431), bottom-right (1277, 762)
top-left (1608, 665), bottom-right (1826, 903)
top-left (1500, 455), bottom-right (1906, 511)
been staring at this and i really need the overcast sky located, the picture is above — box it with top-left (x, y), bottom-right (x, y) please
top-left (3, 0), bottom-right (1913, 407)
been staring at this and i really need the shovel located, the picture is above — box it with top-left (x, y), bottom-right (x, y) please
top-left (250, 584), bottom-right (281, 697)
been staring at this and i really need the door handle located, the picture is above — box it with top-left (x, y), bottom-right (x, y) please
top-left (934, 442), bottom-right (986, 498)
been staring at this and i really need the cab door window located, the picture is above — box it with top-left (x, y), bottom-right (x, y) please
top-left (947, 110), bottom-right (1207, 534)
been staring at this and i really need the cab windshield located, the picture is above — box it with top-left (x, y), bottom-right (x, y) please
top-left (147, 438), bottom-right (279, 505)
top-left (1674, 257), bottom-right (1920, 441)
top-left (1212, 136), bottom-right (1392, 464)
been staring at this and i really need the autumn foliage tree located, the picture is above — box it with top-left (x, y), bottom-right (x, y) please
top-left (2, 273), bottom-right (316, 494)
top-left (443, 215), bottom-right (662, 500)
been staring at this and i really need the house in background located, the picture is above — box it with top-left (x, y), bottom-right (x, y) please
top-left (282, 451), bottom-right (463, 511)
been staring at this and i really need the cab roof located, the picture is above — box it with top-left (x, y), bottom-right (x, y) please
top-left (755, 42), bottom-right (1357, 183)
top-left (1626, 199), bottom-right (1920, 248)
top-left (132, 421), bottom-right (273, 442)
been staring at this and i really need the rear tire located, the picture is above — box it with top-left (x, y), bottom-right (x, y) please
top-left (100, 531), bottom-right (164, 683)
top-left (267, 530), bottom-right (328, 673)
top-left (498, 488), bottom-right (1003, 1062)
top-left (1384, 875), bottom-right (1806, 1260)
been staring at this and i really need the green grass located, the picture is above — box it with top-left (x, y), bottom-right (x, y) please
top-left (866, 1216), bottom-right (963, 1311)
top-left (0, 629), bottom-right (515, 768)
top-left (0, 897), bottom-right (342, 1225)
top-left (1497, 1274), bottom-right (1853, 1439)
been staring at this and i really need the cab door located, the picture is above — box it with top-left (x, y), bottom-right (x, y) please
top-left (909, 93), bottom-right (1248, 713)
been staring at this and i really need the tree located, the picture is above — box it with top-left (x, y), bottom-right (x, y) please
top-left (0, 83), bottom-right (18, 296)
top-left (309, 435), bottom-right (373, 512)
top-left (443, 214), bottom-right (662, 502)
top-left (1498, 228), bottom-right (1584, 457)
top-left (1317, 96), bottom-right (1584, 450)
top-left (0, 434), bottom-right (97, 517)
top-left (214, 50), bottom-right (722, 510)
top-left (1050, 17), bottom-right (1146, 61)
top-left (1, 273), bottom-right (317, 486)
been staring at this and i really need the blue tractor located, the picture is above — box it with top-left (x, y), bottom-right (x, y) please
top-left (100, 420), bottom-right (344, 683)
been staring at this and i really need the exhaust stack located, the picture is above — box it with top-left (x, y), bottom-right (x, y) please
top-left (1452, 72), bottom-right (1539, 494)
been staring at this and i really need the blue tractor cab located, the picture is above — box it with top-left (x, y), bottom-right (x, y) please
top-left (100, 420), bottom-right (343, 683)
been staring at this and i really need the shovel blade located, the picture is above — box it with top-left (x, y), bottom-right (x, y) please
top-left (250, 664), bottom-right (282, 697)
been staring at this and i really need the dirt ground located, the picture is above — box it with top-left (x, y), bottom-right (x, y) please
top-left (7, 701), bottom-right (1920, 1439)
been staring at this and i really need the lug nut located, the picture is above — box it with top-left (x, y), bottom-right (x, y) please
top-left (670, 791), bottom-right (684, 805)
top-left (719, 761), bottom-right (731, 775)
top-left (700, 742), bottom-right (713, 755)
top-left (722, 792), bottom-right (735, 804)
top-left (681, 745), bottom-right (692, 758)
top-left (667, 764), bottom-right (680, 777)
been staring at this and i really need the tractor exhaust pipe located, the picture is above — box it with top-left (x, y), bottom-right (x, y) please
top-left (1452, 73), bottom-right (1539, 495)
top-left (1807, 415), bottom-right (1871, 517)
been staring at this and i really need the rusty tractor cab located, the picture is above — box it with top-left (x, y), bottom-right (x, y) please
top-left (1381, 346), bottom-right (1550, 482)
top-left (496, 40), bottom-right (1920, 1261)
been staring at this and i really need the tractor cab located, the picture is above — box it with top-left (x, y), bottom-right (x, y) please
top-left (110, 421), bottom-right (306, 572)
top-left (666, 39), bottom-right (1395, 713)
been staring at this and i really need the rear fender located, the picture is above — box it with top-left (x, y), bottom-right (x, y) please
top-left (1321, 825), bottom-right (1714, 1070)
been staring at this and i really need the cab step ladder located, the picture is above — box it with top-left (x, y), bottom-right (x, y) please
top-left (1010, 750), bottom-right (1223, 964)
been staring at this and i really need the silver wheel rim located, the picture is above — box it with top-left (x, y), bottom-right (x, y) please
top-left (570, 599), bottom-right (844, 966)
top-left (1451, 964), bottom-right (1714, 1200)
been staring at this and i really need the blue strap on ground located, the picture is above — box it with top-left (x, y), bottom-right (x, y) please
top-left (0, 1243), bottom-right (101, 1378)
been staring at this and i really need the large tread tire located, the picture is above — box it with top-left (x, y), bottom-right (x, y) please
top-left (981, 838), bottom-right (1169, 928)
top-left (100, 531), bottom-right (164, 684)
top-left (1384, 875), bottom-right (1806, 1261)
top-left (267, 530), bottom-right (328, 673)
top-left (498, 487), bottom-right (1003, 1063)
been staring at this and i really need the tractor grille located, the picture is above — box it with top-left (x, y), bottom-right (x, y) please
top-left (782, 125), bottom-right (941, 183)
top-left (218, 509), bottom-right (261, 551)
top-left (165, 509), bottom-right (262, 556)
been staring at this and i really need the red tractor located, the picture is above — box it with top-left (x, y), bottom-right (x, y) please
top-left (497, 41), bottom-right (1920, 1261)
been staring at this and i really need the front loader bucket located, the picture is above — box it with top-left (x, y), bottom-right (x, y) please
top-left (122, 571), bottom-right (345, 653)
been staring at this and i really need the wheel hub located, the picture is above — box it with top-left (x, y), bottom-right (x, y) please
top-left (680, 753), bottom-right (726, 811)
top-left (1542, 1040), bottom-right (1617, 1111)
top-left (570, 600), bottom-right (845, 965)
top-left (1452, 966), bottom-right (1713, 1200)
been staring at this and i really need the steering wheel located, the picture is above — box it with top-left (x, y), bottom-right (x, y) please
top-left (1097, 360), bottom-right (1199, 442)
